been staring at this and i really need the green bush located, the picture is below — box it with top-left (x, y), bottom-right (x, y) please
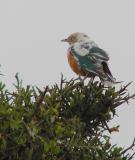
top-left (0, 74), bottom-right (135, 160)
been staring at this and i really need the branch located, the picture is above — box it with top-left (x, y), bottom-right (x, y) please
top-left (121, 138), bottom-right (135, 155)
top-left (32, 86), bottom-right (48, 117)
top-left (117, 82), bottom-right (133, 95)
top-left (113, 94), bottom-right (135, 109)
top-left (104, 121), bottom-right (111, 133)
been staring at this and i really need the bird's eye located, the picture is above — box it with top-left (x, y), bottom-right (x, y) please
top-left (70, 36), bottom-right (75, 42)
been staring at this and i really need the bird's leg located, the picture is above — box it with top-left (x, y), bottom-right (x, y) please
top-left (78, 75), bottom-right (86, 86)
top-left (78, 75), bottom-right (82, 81)
top-left (88, 76), bottom-right (95, 85)
top-left (78, 74), bottom-right (90, 86)
top-left (84, 73), bottom-right (89, 81)
top-left (78, 75), bottom-right (84, 85)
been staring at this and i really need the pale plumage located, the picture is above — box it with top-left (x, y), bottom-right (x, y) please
top-left (62, 32), bottom-right (116, 85)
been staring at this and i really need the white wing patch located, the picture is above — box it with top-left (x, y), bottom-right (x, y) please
top-left (73, 43), bottom-right (89, 56)
top-left (72, 40), bottom-right (99, 57)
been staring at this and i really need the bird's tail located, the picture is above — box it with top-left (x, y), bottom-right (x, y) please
top-left (100, 62), bottom-right (117, 86)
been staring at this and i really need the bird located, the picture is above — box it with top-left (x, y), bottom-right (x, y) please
top-left (61, 32), bottom-right (116, 86)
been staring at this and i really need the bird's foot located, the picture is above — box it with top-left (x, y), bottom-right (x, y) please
top-left (88, 77), bottom-right (95, 85)
top-left (78, 75), bottom-right (88, 85)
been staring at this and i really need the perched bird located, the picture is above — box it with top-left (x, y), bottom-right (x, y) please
top-left (62, 32), bottom-right (116, 85)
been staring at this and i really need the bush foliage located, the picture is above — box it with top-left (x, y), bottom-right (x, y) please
top-left (0, 74), bottom-right (135, 160)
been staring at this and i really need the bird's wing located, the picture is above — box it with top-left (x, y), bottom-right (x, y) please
top-left (70, 41), bottom-right (115, 82)
top-left (72, 41), bottom-right (109, 60)
top-left (89, 47), bottom-right (109, 61)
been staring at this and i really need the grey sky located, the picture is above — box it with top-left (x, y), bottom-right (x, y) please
top-left (0, 0), bottom-right (135, 153)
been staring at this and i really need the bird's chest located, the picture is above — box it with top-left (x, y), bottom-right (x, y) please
top-left (67, 51), bottom-right (85, 76)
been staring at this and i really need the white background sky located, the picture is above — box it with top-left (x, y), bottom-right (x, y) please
top-left (0, 0), bottom-right (135, 154)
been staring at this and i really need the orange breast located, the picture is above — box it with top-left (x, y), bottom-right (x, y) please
top-left (67, 51), bottom-right (86, 76)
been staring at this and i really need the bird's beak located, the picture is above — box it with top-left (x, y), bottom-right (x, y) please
top-left (61, 38), bottom-right (68, 42)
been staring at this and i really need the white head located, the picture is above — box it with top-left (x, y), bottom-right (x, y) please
top-left (61, 32), bottom-right (90, 45)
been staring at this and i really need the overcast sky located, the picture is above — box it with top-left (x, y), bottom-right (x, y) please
top-left (0, 0), bottom-right (135, 153)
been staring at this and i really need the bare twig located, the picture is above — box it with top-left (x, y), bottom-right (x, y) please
top-left (121, 138), bottom-right (135, 155)
top-left (32, 86), bottom-right (48, 117)
top-left (117, 82), bottom-right (133, 95)
top-left (104, 121), bottom-right (111, 133)
top-left (113, 94), bottom-right (135, 109)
